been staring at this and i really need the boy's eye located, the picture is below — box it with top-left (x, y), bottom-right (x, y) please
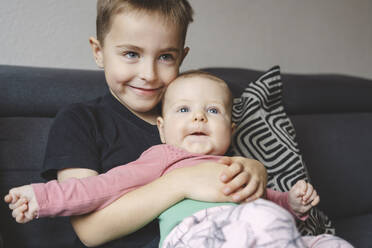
top-left (178, 107), bottom-right (189, 113)
top-left (124, 52), bottom-right (139, 59)
top-left (159, 54), bottom-right (174, 61)
top-left (207, 107), bottom-right (219, 114)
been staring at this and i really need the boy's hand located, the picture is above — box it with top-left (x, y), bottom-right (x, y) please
top-left (288, 180), bottom-right (320, 216)
top-left (218, 156), bottom-right (267, 203)
top-left (4, 185), bottom-right (39, 223)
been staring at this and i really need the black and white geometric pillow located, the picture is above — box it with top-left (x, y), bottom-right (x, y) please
top-left (231, 66), bottom-right (335, 235)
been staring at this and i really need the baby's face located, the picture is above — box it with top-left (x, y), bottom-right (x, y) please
top-left (157, 76), bottom-right (234, 155)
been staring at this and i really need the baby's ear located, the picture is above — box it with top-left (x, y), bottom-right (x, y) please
top-left (231, 122), bottom-right (236, 134)
top-left (157, 117), bottom-right (166, 144)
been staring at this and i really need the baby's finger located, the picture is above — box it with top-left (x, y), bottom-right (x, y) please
top-left (302, 183), bottom-right (314, 201)
top-left (296, 180), bottom-right (308, 195)
top-left (9, 197), bottom-right (27, 210)
top-left (310, 195), bottom-right (320, 207)
top-left (12, 203), bottom-right (28, 219)
top-left (15, 212), bottom-right (25, 223)
top-left (4, 194), bottom-right (12, 203)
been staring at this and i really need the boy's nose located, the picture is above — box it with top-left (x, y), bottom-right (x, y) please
top-left (139, 60), bottom-right (157, 83)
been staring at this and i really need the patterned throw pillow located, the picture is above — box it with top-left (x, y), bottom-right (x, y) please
top-left (231, 65), bottom-right (335, 235)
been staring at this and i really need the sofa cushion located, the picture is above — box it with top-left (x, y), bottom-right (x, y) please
top-left (230, 66), bottom-right (334, 235)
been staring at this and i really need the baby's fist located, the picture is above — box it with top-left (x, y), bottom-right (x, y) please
top-left (5, 185), bottom-right (39, 223)
top-left (289, 180), bottom-right (320, 216)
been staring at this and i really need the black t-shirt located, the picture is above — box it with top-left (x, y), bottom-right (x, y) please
top-left (42, 93), bottom-right (162, 248)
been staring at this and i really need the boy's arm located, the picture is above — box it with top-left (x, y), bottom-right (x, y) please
top-left (59, 161), bottom-right (234, 247)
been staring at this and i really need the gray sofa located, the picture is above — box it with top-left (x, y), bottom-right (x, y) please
top-left (0, 65), bottom-right (371, 247)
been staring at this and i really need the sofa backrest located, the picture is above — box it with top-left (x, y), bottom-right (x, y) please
top-left (0, 65), bottom-right (109, 247)
top-left (1, 65), bottom-right (372, 247)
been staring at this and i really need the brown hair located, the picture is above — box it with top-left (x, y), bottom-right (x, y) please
top-left (96, 0), bottom-right (194, 46)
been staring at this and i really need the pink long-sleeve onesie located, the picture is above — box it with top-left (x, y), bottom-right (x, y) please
top-left (32, 144), bottom-right (295, 218)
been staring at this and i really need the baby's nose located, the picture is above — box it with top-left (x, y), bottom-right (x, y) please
top-left (193, 112), bottom-right (207, 122)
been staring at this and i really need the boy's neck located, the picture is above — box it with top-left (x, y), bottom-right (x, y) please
top-left (110, 90), bottom-right (160, 125)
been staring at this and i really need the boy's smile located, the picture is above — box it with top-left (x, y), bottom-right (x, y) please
top-left (90, 11), bottom-right (189, 124)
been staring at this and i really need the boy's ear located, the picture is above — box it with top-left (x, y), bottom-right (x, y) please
top-left (179, 46), bottom-right (190, 67)
top-left (157, 117), bottom-right (166, 144)
top-left (89, 37), bottom-right (104, 68)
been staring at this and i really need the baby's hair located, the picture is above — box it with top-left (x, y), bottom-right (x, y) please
top-left (161, 70), bottom-right (233, 116)
top-left (178, 70), bottom-right (233, 105)
top-left (96, 0), bottom-right (194, 46)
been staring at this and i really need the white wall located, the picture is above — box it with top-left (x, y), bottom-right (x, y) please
top-left (1, 0), bottom-right (371, 79)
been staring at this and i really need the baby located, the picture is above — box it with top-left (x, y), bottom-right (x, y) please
top-left (6, 71), bottom-right (351, 248)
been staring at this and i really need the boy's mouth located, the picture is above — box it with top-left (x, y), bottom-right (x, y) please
top-left (128, 85), bottom-right (163, 91)
top-left (127, 85), bottom-right (163, 96)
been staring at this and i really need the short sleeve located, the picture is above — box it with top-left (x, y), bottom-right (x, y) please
top-left (41, 105), bottom-right (101, 180)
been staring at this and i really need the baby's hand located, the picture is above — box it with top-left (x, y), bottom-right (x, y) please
top-left (288, 180), bottom-right (320, 216)
top-left (4, 185), bottom-right (39, 223)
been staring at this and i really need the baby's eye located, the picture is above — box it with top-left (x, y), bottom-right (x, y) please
top-left (159, 54), bottom-right (175, 62)
top-left (178, 107), bottom-right (189, 113)
top-left (124, 51), bottom-right (139, 59)
top-left (207, 107), bottom-right (219, 114)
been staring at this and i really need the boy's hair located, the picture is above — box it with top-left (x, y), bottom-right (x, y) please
top-left (96, 0), bottom-right (194, 46)
top-left (161, 70), bottom-right (233, 116)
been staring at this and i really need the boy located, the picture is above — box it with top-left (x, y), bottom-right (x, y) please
top-left (36, 1), bottom-right (267, 247)
top-left (6, 71), bottom-right (352, 247)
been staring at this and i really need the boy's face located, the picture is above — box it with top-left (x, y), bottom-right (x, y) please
top-left (91, 11), bottom-right (188, 120)
top-left (157, 76), bottom-right (234, 155)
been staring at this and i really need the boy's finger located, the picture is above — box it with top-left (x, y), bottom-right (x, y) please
top-left (223, 170), bottom-right (250, 195)
top-left (233, 176), bottom-right (260, 201)
top-left (220, 162), bottom-right (243, 183)
top-left (243, 182), bottom-right (264, 203)
top-left (218, 156), bottom-right (232, 166)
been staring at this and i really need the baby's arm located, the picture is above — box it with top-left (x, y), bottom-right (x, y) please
top-left (288, 180), bottom-right (320, 217)
top-left (5, 149), bottom-right (167, 222)
top-left (4, 185), bottom-right (39, 223)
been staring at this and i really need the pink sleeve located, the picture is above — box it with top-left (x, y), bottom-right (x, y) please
top-left (266, 189), bottom-right (308, 221)
top-left (32, 146), bottom-right (166, 218)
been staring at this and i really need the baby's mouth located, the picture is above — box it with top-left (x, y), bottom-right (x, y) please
top-left (190, 132), bottom-right (207, 136)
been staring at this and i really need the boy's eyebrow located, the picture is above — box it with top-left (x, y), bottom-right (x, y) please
top-left (116, 44), bottom-right (143, 52)
top-left (116, 44), bottom-right (180, 54)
